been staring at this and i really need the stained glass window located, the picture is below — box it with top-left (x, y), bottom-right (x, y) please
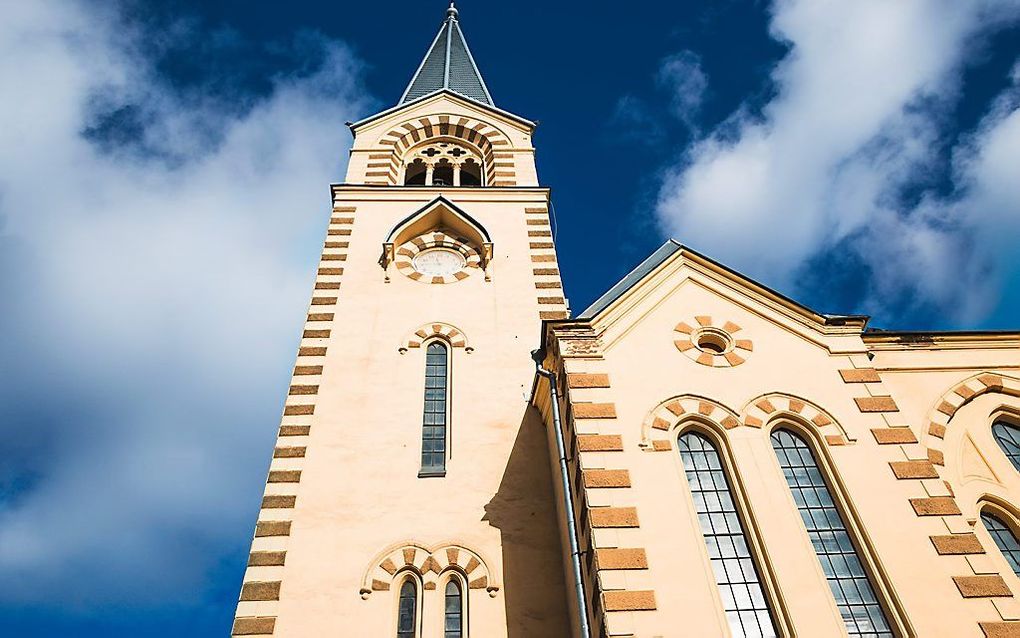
top-left (678, 431), bottom-right (778, 638)
top-left (982, 511), bottom-right (1020, 577)
top-left (397, 579), bottom-right (417, 638)
top-left (992, 422), bottom-right (1020, 474)
top-left (421, 341), bottom-right (449, 474)
top-left (444, 578), bottom-right (464, 638)
top-left (771, 429), bottom-right (893, 637)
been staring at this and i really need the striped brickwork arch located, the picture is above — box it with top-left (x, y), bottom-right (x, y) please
top-left (399, 322), bottom-right (470, 353)
top-left (359, 542), bottom-right (498, 599)
top-left (370, 114), bottom-right (515, 186)
top-left (394, 229), bottom-right (483, 284)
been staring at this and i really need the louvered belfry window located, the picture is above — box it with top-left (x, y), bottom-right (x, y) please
top-left (421, 341), bottom-right (449, 474)
top-left (993, 421), bottom-right (1020, 474)
top-left (678, 431), bottom-right (779, 638)
top-left (771, 429), bottom-right (893, 637)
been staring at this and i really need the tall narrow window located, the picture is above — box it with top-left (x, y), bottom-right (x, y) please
top-left (993, 421), bottom-right (1020, 474)
top-left (397, 579), bottom-right (417, 638)
top-left (444, 578), bottom-right (464, 638)
top-left (982, 511), bottom-right (1020, 577)
top-left (771, 429), bottom-right (893, 637)
top-left (678, 431), bottom-right (778, 638)
top-left (421, 341), bottom-right (449, 475)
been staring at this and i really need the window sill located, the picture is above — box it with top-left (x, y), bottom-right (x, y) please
top-left (418, 469), bottom-right (447, 479)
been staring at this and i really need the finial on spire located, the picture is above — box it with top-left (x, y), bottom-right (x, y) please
top-left (446, 1), bottom-right (458, 21)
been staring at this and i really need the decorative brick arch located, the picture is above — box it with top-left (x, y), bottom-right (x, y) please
top-left (640, 395), bottom-right (741, 450)
top-left (394, 230), bottom-right (484, 285)
top-left (359, 541), bottom-right (498, 599)
top-left (399, 322), bottom-right (471, 353)
top-left (374, 114), bottom-right (515, 186)
top-left (923, 373), bottom-right (1020, 466)
top-left (740, 392), bottom-right (851, 445)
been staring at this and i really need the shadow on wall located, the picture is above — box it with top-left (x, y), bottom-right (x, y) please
top-left (484, 406), bottom-right (571, 638)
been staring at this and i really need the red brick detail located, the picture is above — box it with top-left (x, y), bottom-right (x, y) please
top-left (652, 417), bottom-right (671, 431)
top-left (578, 435), bottom-right (624, 452)
top-left (261, 495), bottom-right (296, 509)
top-left (583, 470), bottom-right (631, 488)
top-left (574, 403), bottom-right (617, 419)
top-left (596, 548), bottom-right (649, 570)
top-left (930, 534), bottom-right (985, 555)
top-left (929, 448), bottom-right (946, 466)
top-left (651, 440), bottom-right (672, 451)
top-left (937, 401), bottom-right (959, 417)
top-left (590, 507), bottom-right (640, 528)
top-left (890, 461), bottom-right (938, 479)
top-left (854, 396), bottom-right (899, 413)
top-left (698, 401), bottom-right (714, 416)
top-left (603, 590), bottom-right (657, 611)
top-left (248, 551), bottom-right (286, 567)
top-left (953, 575), bottom-right (1012, 598)
top-left (871, 428), bottom-right (917, 444)
top-left (756, 399), bottom-right (777, 414)
top-left (232, 617), bottom-right (276, 635)
top-left (721, 416), bottom-right (740, 430)
top-left (979, 374), bottom-right (1005, 390)
top-left (240, 581), bottom-right (281, 601)
top-left (930, 423), bottom-right (947, 438)
top-left (293, 366), bottom-right (323, 376)
top-left (980, 622), bottom-right (1020, 638)
top-left (273, 447), bottom-right (306, 459)
top-left (745, 416), bottom-right (763, 428)
top-left (284, 405), bottom-right (314, 416)
top-left (839, 368), bottom-right (882, 383)
top-left (910, 497), bottom-right (961, 516)
top-left (826, 435), bottom-right (847, 446)
top-left (567, 373), bottom-right (610, 388)
top-left (268, 471), bottom-right (301, 483)
top-left (254, 521), bottom-right (291, 537)
top-left (279, 425), bottom-right (310, 437)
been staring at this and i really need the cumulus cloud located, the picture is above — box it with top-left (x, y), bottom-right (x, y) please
top-left (0, 0), bottom-right (372, 617)
top-left (656, 0), bottom-right (1020, 326)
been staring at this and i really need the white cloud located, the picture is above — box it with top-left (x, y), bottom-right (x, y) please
top-left (657, 51), bottom-right (708, 129)
top-left (656, 0), bottom-right (1020, 325)
top-left (0, 0), bottom-right (372, 608)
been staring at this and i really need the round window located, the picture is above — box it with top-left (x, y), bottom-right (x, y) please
top-left (412, 248), bottom-right (466, 277)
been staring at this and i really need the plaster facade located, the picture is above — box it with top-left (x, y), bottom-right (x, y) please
top-left (234, 6), bottom-right (1020, 637)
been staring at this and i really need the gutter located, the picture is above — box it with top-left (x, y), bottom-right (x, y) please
top-left (532, 349), bottom-right (593, 638)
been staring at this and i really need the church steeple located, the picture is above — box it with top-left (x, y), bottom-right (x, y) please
top-left (399, 2), bottom-right (494, 106)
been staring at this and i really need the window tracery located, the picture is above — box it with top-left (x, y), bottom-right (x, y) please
top-left (403, 140), bottom-right (484, 187)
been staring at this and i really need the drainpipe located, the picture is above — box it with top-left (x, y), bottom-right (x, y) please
top-left (533, 350), bottom-right (593, 638)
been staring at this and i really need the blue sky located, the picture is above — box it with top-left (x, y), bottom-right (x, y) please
top-left (0, 0), bottom-right (1018, 635)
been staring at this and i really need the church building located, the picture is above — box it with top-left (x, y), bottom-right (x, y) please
top-left (233, 5), bottom-right (1020, 637)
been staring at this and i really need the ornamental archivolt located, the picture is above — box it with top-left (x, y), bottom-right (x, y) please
top-left (673, 316), bottom-right (753, 368)
top-left (393, 229), bottom-right (483, 284)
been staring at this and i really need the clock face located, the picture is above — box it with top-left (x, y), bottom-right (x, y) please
top-left (412, 248), bottom-right (466, 277)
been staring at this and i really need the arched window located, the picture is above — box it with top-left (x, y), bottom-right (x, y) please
top-left (433, 160), bottom-right (454, 187)
top-left (405, 159), bottom-right (427, 185)
top-left (678, 431), bottom-right (778, 638)
top-left (396, 578), bottom-right (418, 638)
top-left (771, 429), bottom-right (892, 637)
top-left (982, 511), bottom-right (1020, 577)
top-left (460, 159), bottom-right (482, 186)
top-left (444, 578), bottom-right (464, 638)
top-left (992, 421), bottom-right (1020, 473)
top-left (420, 341), bottom-right (449, 475)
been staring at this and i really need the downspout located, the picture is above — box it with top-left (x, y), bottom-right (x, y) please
top-left (532, 349), bottom-right (593, 638)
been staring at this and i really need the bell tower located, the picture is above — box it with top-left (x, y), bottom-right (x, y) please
top-left (233, 4), bottom-right (572, 636)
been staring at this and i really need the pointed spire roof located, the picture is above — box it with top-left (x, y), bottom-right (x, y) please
top-left (399, 2), bottom-right (494, 106)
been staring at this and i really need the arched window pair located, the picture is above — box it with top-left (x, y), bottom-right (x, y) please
top-left (395, 574), bottom-right (465, 638)
top-left (677, 428), bottom-right (894, 638)
top-left (420, 341), bottom-right (450, 476)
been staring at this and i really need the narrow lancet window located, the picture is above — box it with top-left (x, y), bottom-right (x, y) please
top-left (444, 578), bottom-right (464, 638)
top-left (397, 579), bottom-right (417, 638)
top-left (421, 341), bottom-right (449, 474)
top-left (982, 511), bottom-right (1020, 577)
top-left (678, 431), bottom-right (778, 638)
top-left (993, 421), bottom-right (1020, 474)
top-left (771, 429), bottom-right (893, 637)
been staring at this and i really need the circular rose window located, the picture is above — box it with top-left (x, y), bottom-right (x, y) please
top-left (412, 248), bottom-right (466, 277)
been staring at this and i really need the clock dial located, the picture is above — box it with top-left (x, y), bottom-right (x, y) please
top-left (412, 248), bottom-right (466, 277)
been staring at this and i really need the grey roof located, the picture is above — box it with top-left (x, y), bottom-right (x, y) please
top-left (578, 241), bottom-right (683, 319)
top-left (400, 4), bottom-right (493, 106)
